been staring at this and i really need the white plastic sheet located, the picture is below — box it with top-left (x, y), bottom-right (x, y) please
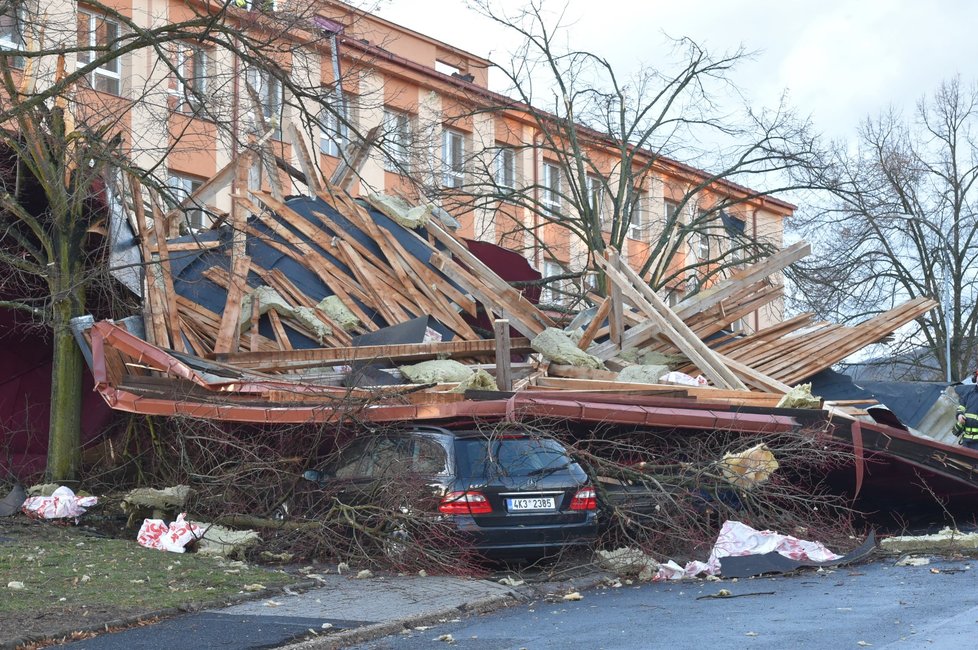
top-left (137, 513), bottom-right (203, 553)
top-left (21, 486), bottom-right (97, 520)
top-left (653, 520), bottom-right (842, 581)
top-left (658, 371), bottom-right (708, 387)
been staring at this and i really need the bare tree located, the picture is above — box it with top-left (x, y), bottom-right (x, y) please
top-left (788, 77), bottom-right (978, 382)
top-left (414, 1), bottom-right (816, 305)
top-left (0, 0), bottom-right (382, 480)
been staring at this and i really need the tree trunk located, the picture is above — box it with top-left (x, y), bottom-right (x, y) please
top-left (45, 281), bottom-right (85, 482)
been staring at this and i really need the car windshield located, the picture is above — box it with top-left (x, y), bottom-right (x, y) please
top-left (454, 437), bottom-right (577, 479)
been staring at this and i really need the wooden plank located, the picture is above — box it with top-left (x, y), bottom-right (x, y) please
top-left (578, 297), bottom-right (612, 350)
top-left (130, 175), bottom-right (170, 349)
top-left (591, 241), bottom-right (812, 359)
top-left (249, 290), bottom-right (261, 352)
top-left (267, 309), bottom-right (293, 351)
top-left (212, 337), bottom-right (534, 371)
top-left (598, 251), bottom-right (747, 390)
top-left (151, 200), bottom-right (186, 353)
top-left (213, 255), bottom-right (252, 354)
top-left (286, 121), bottom-right (323, 195)
top-left (609, 282), bottom-right (624, 349)
top-left (494, 319), bottom-right (513, 391)
top-left (547, 364), bottom-right (621, 381)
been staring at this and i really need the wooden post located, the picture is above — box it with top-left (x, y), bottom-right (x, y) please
top-left (494, 319), bottom-right (513, 391)
top-left (249, 292), bottom-right (261, 352)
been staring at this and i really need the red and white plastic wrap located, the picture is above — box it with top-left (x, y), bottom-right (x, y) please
top-left (137, 513), bottom-right (203, 553)
top-left (653, 520), bottom-right (843, 581)
top-left (21, 486), bottom-right (98, 520)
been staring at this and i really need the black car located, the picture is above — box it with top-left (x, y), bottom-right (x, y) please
top-left (302, 426), bottom-right (598, 557)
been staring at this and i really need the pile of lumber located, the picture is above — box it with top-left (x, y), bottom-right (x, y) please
top-left (95, 158), bottom-right (936, 420)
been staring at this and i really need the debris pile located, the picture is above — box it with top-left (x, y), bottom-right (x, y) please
top-left (82, 173), bottom-right (935, 427)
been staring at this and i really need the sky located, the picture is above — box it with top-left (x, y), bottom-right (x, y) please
top-left (373, 0), bottom-right (978, 142)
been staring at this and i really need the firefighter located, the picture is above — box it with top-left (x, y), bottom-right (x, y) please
top-left (954, 370), bottom-right (978, 450)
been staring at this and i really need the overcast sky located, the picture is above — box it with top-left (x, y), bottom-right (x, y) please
top-left (375, 0), bottom-right (978, 142)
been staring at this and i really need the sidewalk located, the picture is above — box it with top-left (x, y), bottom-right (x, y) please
top-left (59, 568), bottom-right (607, 650)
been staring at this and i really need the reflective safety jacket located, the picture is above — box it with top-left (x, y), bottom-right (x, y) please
top-left (955, 387), bottom-right (978, 441)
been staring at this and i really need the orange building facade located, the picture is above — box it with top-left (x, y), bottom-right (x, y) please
top-left (2, 0), bottom-right (794, 332)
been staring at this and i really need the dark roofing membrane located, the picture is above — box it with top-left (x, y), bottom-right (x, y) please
top-left (807, 368), bottom-right (949, 430)
top-left (165, 195), bottom-right (472, 349)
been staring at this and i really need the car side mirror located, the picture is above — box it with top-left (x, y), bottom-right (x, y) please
top-left (303, 469), bottom-right (326, 483)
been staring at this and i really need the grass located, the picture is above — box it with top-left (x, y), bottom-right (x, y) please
top-left (0, 535), bottom-right (295, 612)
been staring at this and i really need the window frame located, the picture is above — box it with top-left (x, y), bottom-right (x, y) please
top-left (0, 5), bottom-right (24, 68)
top-left (319, 89), bottom-right (347, 158)
top-left (542, 162), bottom-right (561, 214)
top-left (245, 67), bottom-right (283, 139)
top-left (586, 174), bottom-right (604, 226)
top-left (383, 108), bottom-right (412, 173)
top-left (629, 191), bottom-right (646, 239)
top-left (77, 8), bottom-right (122, 95)
top-left (541, 258), bottom-right (567, 305)
top-left (173, 44), bottom-right (208, 114)
top-left (441, 127), bottom-right (465, 188)
top-left (167, 173), bottom-right (207, 231)
top-left (495, 146), bottom-right (516, 190)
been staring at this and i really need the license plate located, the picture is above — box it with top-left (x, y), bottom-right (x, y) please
top-left (507, 497), bottom-right (555, 511)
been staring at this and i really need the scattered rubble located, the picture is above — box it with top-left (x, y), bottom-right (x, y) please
top-left (881, 528), bottom-right (978, 554)
top-left (122, 485), bottom-right (193, 520)
top-left (193, 522), bottom-right (261, 559)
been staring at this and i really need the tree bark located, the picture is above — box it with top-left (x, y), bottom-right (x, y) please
top-left (45, 272), bottom-right (85, 482)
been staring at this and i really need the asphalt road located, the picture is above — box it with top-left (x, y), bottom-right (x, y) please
top-left (352, 558), bottom-right (978, 649)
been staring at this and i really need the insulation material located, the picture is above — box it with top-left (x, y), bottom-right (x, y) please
top-left (451, 368), bottom-right (498, 393)
top-left (720, 443), bottom-right (779, 489)
top-left (595, 547), bottom-right (661, 581)
top-left (367, 193), bottom-right (432, 229)
top-left (616, 364), bottom-right (671, 385)
top-left (660, 371), bottom-right (708, 386)
top-left (317, 296), bottom-right (360, 331)
top-left (239, 286), bottom-right (332, 344)
top-left (776, 383), bottom-right (822, 409)
top-left (121, 485), bottom-right (193, 514)
top-left (616, 349), bottom-right (683, 368)
top-left (531, 328), bottom-right (604, 369)
top-left (880, 527), bottom-right (978, 554)
top-left (400, 359), bottom-right (474, 384)
top-left (21, 486), bottom-right (97, 520)
top-left (192, 522), bottom-right (262, 558)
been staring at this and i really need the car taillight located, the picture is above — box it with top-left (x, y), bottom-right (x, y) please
top-left (570, 486), bottom-right (597, 511)
top-left (439, 491), bottom-right (492, 515)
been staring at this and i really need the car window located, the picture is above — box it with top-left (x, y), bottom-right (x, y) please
top-left (332, 438), bottom-right (373, 479)
top-left (454, 437), bottom-right (577, 479)
top-left (411, 437), bottom-right (448, 474)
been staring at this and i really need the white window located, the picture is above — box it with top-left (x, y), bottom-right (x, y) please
top-left (586, 175), bottom-right (604, 225)
top-left (383, 108), bottom-right (411, 173)
top-left (319, 90), bottom-right (346, 158)
top-left (664, 199), bottom-right (679, 222)
top-left (173, 45), bottom-right (208, 113)
top-left (541, 259), bottom-right (567, 305)
top-left (245, 67), bottom-right (282, 138)
top-left (441, 128), bottom-right (465, 188)
top-left (542, 162), bottom-right (561, 214)
top-left (495, 146), bottom-right (516, 189)
top-left (77, 9), bottom-right (121, 95)
top-left (0, 5), bottom-right (24, 68)
top-left (167, 174), bottom-right (206, 231)
top-left (698, 231), bottom-right (710, 261)
top-left (629, 191), bottom-right (646, 239)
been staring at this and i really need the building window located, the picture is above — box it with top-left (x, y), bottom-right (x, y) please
top-left (664, 199), bottom-right (679, 222)
top-left (541, 259), bottom-right (567, 305)
top-left (383, 108), bottom-right (411, 173)
top-left (542, 162), bottom-right (561, 214)
top-left (77, 9), bottom-right (121, 95)
top-left (167, 173), bottom-right (206, 231)
top-left (245, 67), bottom-right (282, 138)
top-left (629, 191), bottom-right (646, 239)
top-left (0, 5), bottom-right (24, 68)
top-left (495, 146), bottom-right (516, 190)
top-left (698, 231), bottom-right (710, 261)
top-left (173, 45), bottom-right (207, 113)
top-left (319, 89), bottom-right (347, 158)
top-left (441, 128), bottom-right (465, 188)
top-left (586, 175), bottom-right (604, 226)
